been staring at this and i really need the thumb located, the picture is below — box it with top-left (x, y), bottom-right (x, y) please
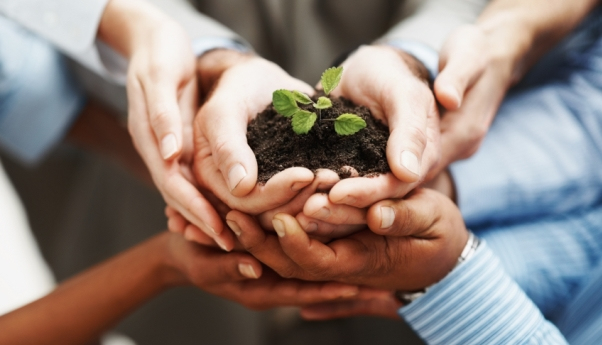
top-left (367, 188), bottom-right (446, 237)
top-left (144, 78), bottom-right (186, 160)
top-left (435, 26), bottom-right (486, 110)
top-left (198, 100), bottom-right (258, 197)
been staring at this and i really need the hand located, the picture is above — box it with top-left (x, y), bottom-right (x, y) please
top-left (430, 0), bottom-right (597, 177)
top-left (227, 188), bottom-right (468, 292)
top-left (192, 50), bottom-right (318, 212)
top-left (99, 0), bottom-right (225, 244)
top-left (160, 232), bottom-right (367, 310)
top-left (166, 169), bottom-right (342, 243)
top-left (323, 45), bottom-right (440, 209)
top-left (301, 295), bottom-right (401, 321)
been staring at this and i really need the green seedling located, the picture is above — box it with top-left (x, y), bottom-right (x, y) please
top-left (272, 66), bottom-right (366, 135)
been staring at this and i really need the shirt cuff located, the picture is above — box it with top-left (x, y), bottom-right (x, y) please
top-left (399, 242), bottom-right (567, 344)
top-left (378, 39), bottom-right (439, 80)
top-left (191, 36), bottom-right (252, 58)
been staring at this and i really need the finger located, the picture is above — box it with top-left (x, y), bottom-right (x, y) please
top-left (329, 173), bottom-right (417, 208)
top-left (296, 212), bottom-right (365, 239)
top-left (184, 223), bottom-right (236, 252)
top-left (127, 77), bottom-right (224, 240)
top-left (435, 25), bottom-right (487, 110)
top-left (302, 193), bottom-right (366, 225)
top-left (366, 188), bottom-right (443, 237)
top-left (386, 95), bottom-right (435, 183)
top-left (234, 272), bottom-right (361, 310)
top-left (226, 211), bottom-right (309, 280)
top-left (141, 75), bottom-right (186, 160)
top-left (257, 169), bottom-right (340, 230)
top-left (197, 99), bottom-right (259, 197)
top-left (194, 134), bottom-right (315, 213)
top-left (300, 297), bottom-right (400, 320)
top-left (438, 71), bottom-right (505, 168)
top-left (163, 171), bottom-right (225, 237)
top-left (201, 249), bottom-right (263, 282)
top-left (166, 207), bottom-right (187, 234)
top-left (273, 213), bottom-right (367, 281)
top-left (182, 224), bottom-right (216, 247)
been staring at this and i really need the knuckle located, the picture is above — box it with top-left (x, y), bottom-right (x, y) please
top-left (278, 266), bottom-right (299, 279)
top-left (405, 125), bottom-right (428, 150)
top-left (150, 109), bottom-right (172, 131)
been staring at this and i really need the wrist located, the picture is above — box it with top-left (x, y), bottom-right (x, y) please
top-left (196, 49), bottom-right (255, 96)
top-left (98, 0), bottom-right (175, 58)
top-left (375, 44), bottom-right (431, 86)
top-left (475, 13), bottom-right (537, 84)
top-left (154, 232), bottom-right (191, 289)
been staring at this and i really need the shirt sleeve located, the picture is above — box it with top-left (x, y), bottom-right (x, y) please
top-left (381, 0), bottom-right (489, 51)
top-left (376, 0), bottom-right (489, 79)
top-left (399, 242), bottom-right (568, 345)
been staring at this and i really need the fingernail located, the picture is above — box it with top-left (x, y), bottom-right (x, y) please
top-left (311, 207), bottom-right (330, 219)
top-left (380, 206), bottom-right (395, 229)
top-left (445, 85), bottom-right (462, 108)
top-left (400, 151), bottom-right (420, 176)
top-left (161, 133), bottom-right (178, 159)
top-left (228, 163), bottom-right (247, 192)
top-left (227, 220), bottom-right (242, 237)
top-left (305, 222), bottom-right (318, 233)
top-left (238, 263), bottom-right (259, 279)
top-left (214, 236), bottom-right (231, 252)
top-left (291, 181), bottom-right (308, 191)
top-left (206, 224), bottom-right (219, 236)
top-left (273, 218), bottom-right (286, 238)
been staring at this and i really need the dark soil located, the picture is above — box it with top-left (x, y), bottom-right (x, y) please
top-left (247, 95), bottom-right (391, 183)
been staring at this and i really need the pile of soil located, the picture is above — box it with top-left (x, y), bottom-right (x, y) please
top-left (247, 95), bottom-right (391, 183)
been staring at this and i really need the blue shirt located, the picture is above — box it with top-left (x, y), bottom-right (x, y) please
top-left (399, 7), bottom-right (602, 344)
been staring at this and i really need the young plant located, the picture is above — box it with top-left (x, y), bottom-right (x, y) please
top-left (272, 67), bottom-right (366, 135)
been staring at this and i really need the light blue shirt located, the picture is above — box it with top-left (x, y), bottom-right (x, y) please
top-left (0, 16), bottom-right (85, 164)
top-left (399, 7), bottom-right (602, 344)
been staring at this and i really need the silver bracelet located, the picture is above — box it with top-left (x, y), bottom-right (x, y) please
top-left (395, 230), bottom-right (480, 305)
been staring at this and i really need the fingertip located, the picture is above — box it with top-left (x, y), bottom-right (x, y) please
top-left (366, 202), bottom-right (391, 234)
top-left (434, 78), bottom-right (462, 110)
top-left (160, 133), bottom-right (181, 160)
top-left (227, 162), bottom-right (256, 197)
top-left (238, 261), bottom-right (262, 279)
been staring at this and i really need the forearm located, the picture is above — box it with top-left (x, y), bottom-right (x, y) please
top-left (0, 233), bottom-right (179, 345)
top-left (475, 0), bottom-right (599, 82)
top-left (98, 0), bottom-right (176, 58)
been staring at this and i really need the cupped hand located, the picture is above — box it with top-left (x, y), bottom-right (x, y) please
top-left (324, 45), bottom-right (440, 208)
top-left (227, 188), bottom-right (468, 292)
top-left (161, 232), bottom-right (367, 310)
top-left (192, 50), bottom-right (318, 212)
top-left (99, 0), bottom-right (225, 245)
top-left (430, 24), bottom-right (515, 178)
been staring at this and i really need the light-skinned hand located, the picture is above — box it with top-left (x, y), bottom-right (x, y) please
top-left (322, 45), bottom-right (441, 209)
top-left (99, 0), bottom-right (225, 245)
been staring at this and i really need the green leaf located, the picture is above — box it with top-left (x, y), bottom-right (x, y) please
top-left (292, 91), bottom-right (313, 105)
top-left (292, 110), bottom-right (317, 134)
top-left (272, 89), bottom-right (299, 117)
top-left (334, 113), bottom-right (366, 136)
top-left (314, 96), bottom-right (332, 109)
top-left (321, 66), bottom-right (343, 95)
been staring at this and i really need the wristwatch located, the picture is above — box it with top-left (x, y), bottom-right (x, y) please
top-left (395, 230), bottom-right (481, 305)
